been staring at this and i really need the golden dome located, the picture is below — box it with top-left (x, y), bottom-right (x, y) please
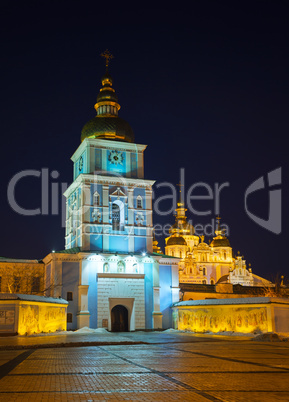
top-left (167, 236), bottom-right (187, 246)
top-left (81, 69), bottom-right (134, 143)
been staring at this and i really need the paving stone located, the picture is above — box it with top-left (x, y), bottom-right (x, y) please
top-left (1, 333), bottom-right (289, 401)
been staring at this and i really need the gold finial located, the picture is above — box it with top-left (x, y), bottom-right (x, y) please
top-left (176, 181), bottom-right (184, 203)
top-left (101, 49), bottom-right (114, 69)
top-left (216, 215), bottom-right (221, 231)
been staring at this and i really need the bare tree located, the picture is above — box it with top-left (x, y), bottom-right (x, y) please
top-left (0, 263), bottom-right (44, 295)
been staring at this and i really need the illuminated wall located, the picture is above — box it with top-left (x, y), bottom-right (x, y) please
top-left (173, 297), bottom-right (289, 333)
top-left (0, 298), bottom-right (68, 335)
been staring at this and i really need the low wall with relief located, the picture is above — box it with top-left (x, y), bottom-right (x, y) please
top-left (0, 294), bottom-right (68, 335)
top-left (172, 297), bottom-right (289, 334)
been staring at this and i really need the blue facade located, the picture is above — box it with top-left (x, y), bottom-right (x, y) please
top-left (88, 264), bottom-right (98, 328)
top-left (159, 265), bottom-right (173, 329)
top-left (144, 263), bottom-right (154, 329)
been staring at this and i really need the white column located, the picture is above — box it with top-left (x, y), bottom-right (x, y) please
top-left (77, 257), bottom-right (90, 328)
top-left (152, 260), bottom-right (163, 328)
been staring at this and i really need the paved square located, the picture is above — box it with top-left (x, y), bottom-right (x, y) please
top-left (0, 333), bottom-right (289, 401)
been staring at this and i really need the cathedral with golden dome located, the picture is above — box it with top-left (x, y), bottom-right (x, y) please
top-left (0, 52), bottom-right (281, 336)
top-left (162, 187), bottom-right (273, 301)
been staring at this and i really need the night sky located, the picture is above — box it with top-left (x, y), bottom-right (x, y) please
top-left (1, 1), bottom-right (288, 282)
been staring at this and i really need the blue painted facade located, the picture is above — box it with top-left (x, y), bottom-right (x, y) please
top-left (58, 71), bottom-right (179, 331)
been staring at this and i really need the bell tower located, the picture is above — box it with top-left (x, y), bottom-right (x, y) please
top-left (64, 52), bottom-right (154, 253)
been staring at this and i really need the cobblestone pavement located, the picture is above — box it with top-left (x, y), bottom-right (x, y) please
top-left (0, 335), bottom-right (289, 401)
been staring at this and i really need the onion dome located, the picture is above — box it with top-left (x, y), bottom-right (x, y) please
top-left (81, 53), bottom-right (134, 143)
top-left (210, 216), bottom-right (231, 248)
top-left (167, 236), bottom-right (187, 246)
top-left (210, 237), bottom-right (231, 248)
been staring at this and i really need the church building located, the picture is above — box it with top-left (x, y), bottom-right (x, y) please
top-left (42, 56), bottom-right (179, 331)
top-left (1, 53), bottom-right (280, 335)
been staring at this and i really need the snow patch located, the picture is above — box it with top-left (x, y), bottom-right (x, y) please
top-left (163, 328), bottom-right (187, 333)
top-left (253, 332), bottom-right (289, 342)
top-left (74, 327), bottom-right (108, 334)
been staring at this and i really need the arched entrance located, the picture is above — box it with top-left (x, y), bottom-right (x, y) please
top-left (111, 305), bottom-right (129, 332)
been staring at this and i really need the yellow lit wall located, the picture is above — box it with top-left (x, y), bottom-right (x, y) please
top-left (0, 300), bottom-right (67, 335)
top-left (18, 302), bottom-right (67, 335)
top-left (173, 305), bottom-right (270, 333)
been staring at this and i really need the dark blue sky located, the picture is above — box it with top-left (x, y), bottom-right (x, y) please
top-left (1, 1), bottom-right (288, 281)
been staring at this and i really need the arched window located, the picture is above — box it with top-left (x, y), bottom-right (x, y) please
top-left (190, 267), bottom-right (193, 274)
top-left (94, 191), bottom-right (100, 206)
top-left (210, 279), bottom-right (215, 285)
top-left (202, 279), bottom-right (207, 284)
top-left (202, 254), bottom-right (206, 262)
top-left (117, 261), bottom-right (125, 273)
top-left (171, 250), bottom-right (174, 257)
top-left (103, 263), bottom-right (109, 273)
top-left (112, 200), bottom-right (125, 231)
top-left (137, 195), bottom-right (142, 209)
top-left (133, 263), bottom-right (139, 273)
top-left (224, 252), bottom-right (227, 260)
top-left (112, 203), bottom-right (120, 230)
top-left (203, 267), bottom-right (206, 276)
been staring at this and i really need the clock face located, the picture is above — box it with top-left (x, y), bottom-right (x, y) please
top-left (108, 150), bottom-right (124, 166)
top-left (79, 156), bottom-right (83, 171)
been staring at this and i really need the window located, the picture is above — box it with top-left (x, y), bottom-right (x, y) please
top-left (224, 252), bottom-right (227, 260)
top-left (0, 277), bottom-right (1, 292)
top-left (13, 276), bottom-right (21, 292)
top-left (94, 191), bottom-right (100, 206)
top-left (202, 267), bottom-right (206, 276)
top-left (117, 261), bottom-right (125, 273)
top-left (67, 292), bottom-right (73, 301)
top-left (202, 280), bottom-right (207, 284)
top-left (103, 263), bottom-right (109, 273)
top-left (137, 196), bottom-right (142, 209)
top-left (210, 279), bottom-right (215, 285)
top-left (31, 277), bottom-right (40, 293)
top-left (112, 203), bottom-right (120, 230)
top-left (67, 313), bottom-right (73, 323)
top-left (133, 263), bottom-right (139, 273)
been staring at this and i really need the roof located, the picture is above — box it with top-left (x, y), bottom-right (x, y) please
top-left (54, 247), bottom-right (81, 254)
top-left (173, 297), bottom-right (289, 307)
top-left (0, 293), bottom-right (68, 304)
top-left (216, 274), bottom-right (229, 284)
top-left (0, 257), bottom-right (42, 264)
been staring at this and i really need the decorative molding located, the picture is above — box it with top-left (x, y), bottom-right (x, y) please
top-left (97, 273), bottom-right (145, 279)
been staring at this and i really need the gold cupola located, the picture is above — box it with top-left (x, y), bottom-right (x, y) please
top-left (81, 50), bottom-right (134, 143)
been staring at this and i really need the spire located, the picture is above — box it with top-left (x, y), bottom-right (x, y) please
top-left (80, 51), bottom-right (135, 143)
top-left (169, 182), bottom-right (194, 236)
top-left (153, 231), bottom-right (163, 254)
top-left (215, 215), bottom-right (222, 236)
top-left (94, 50), bottom-right (120, 117)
